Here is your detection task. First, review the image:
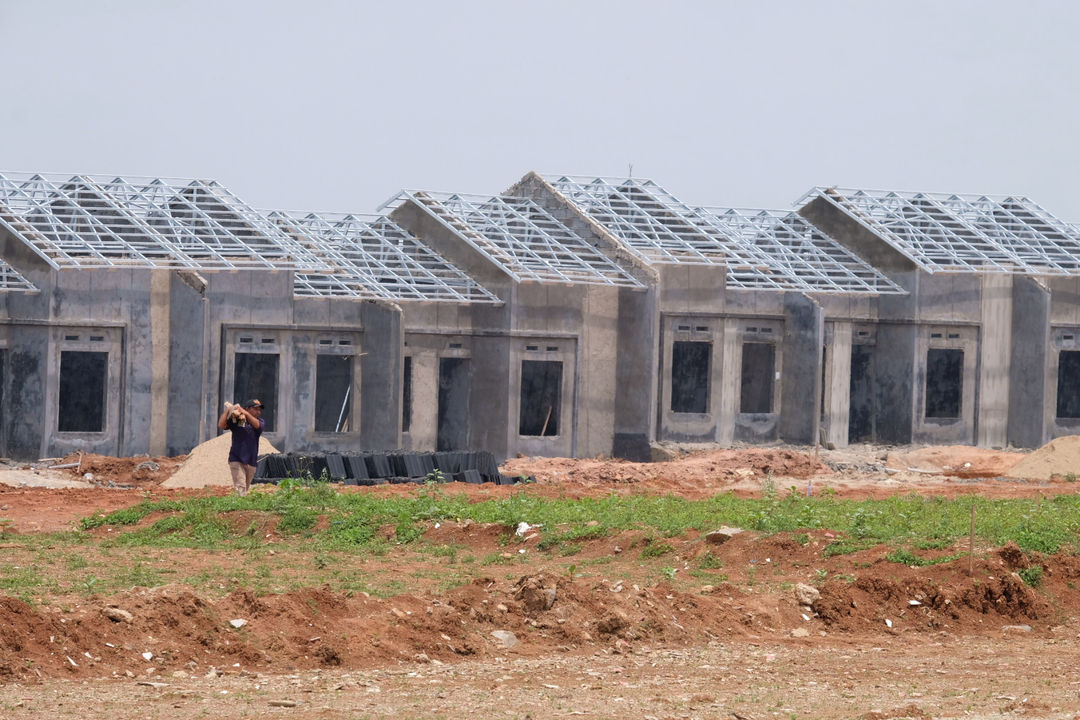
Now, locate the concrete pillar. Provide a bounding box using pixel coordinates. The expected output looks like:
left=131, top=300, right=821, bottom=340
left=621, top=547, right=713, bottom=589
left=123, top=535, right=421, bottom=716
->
left=824, top=322, right=852, bottom=448
left=977, top=275, right=1013, bottom=447
left=780, top=293, right=823, bottom=445
left=612, top=286, right=657, bottom=460
left=717, top=318, right=740, bottom=445
left=875, top=323, right=916, bottom=444
left=1008, top=277, right=1050, bottom=449
left=149, top=270, right=170, bottom=456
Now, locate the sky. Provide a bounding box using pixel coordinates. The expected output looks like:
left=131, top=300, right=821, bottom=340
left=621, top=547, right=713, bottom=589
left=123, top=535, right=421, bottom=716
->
left=2, top=0, right=1079, bottom=220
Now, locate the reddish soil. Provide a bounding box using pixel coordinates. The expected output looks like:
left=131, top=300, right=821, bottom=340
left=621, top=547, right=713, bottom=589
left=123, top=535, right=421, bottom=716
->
left=1, top=444, right=1079, bottom=718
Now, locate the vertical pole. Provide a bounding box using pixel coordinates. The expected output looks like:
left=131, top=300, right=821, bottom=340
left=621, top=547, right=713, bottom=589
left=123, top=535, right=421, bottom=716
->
left=968, top=504, right=976, bottom=576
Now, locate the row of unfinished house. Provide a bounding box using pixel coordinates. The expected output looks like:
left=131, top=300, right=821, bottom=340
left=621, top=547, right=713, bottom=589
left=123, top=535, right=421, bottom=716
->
left=0, top=170, right=1078, bottom=462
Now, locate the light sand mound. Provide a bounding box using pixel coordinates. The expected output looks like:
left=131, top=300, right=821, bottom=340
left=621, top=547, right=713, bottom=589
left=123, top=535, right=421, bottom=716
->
left=885, top=445, right=1025, bottom=477
left=162, top=432, right=279, bottom=488
left=1008, top=435, right=1080, bottom=481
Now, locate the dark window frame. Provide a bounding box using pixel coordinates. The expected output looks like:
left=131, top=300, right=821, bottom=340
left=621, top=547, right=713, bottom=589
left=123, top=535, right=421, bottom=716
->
left=740, top=342, right=776, bottom=414
left=57, top=350, right=108, bottom=433
left=924, top=347, right=964, bottom=420
left=314, top=353, right=354, bottom=433
left=519, top=359, right=563, bottom=437
left=670, top=340, right=711, bottom=414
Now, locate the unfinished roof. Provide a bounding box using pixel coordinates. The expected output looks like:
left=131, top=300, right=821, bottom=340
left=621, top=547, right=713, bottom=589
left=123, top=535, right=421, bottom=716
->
left=548, top=176, right=901, bottom=294
left=803, top=187, right=1080, bottom=275
left=695, top=208, right=906, bottom=294
left=0, top=258, right=36, bottom=292
left=0, top=173, right=330, bottom=271
left=270, top=211, right=500, bottom=303
left=384, top=190, right=644, bottom=287
left=546, top=176, right=726, bottom=265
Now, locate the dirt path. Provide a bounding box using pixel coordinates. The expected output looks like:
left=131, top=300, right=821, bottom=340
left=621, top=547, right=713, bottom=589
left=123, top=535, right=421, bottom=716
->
left=2, top=635, right=1077, bottom=719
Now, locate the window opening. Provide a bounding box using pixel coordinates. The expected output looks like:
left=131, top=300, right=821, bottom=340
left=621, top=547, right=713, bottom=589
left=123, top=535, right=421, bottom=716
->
left=740, top=342, right=775, bottom=413
left=58, top=350, right=107, bottom=432
left=437, top=358, right=470, bottom=451
left=234, top=352, right=278, bottom=431
left=1056, top=350, right=1080, bottom=419
left=315, top=354, right=353, bottom=432
left=0, top=349, right=6, bottom=455
left=670, top=341, right=710, bottom=414
left=402, top=356, right=413, bottom=432
left=519, top=360, right=562, bottom=436
left=849, top=344, right=875, bottom=442
left=925, top=348, right=963, bottom=419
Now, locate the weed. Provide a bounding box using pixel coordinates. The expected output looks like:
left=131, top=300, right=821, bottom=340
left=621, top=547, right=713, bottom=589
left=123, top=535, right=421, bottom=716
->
left=697, top=551, right=724, bottom=570
left=760, top=472, right=776, bottom=499
left=1019, top=565, right=1044, bottom=587
left=640, top=540, right=675, bottom=558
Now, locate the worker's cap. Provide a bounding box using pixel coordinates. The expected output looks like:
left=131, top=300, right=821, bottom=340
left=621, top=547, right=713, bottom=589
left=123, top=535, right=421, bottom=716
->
left=243, top=399, right=265, bottom=409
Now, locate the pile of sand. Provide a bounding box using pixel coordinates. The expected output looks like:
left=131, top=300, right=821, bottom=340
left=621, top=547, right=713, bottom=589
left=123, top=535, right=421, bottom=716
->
left=161, top=432, right=279, bottom=488
left=884, top=445, right=1025, bottom=477
left=1008, top=435, right=1080, bottom=481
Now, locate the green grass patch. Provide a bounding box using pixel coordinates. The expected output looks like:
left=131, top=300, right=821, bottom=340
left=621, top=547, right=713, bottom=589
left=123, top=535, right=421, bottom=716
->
left=885, top=547, right=964, bottom=567
left=70, top=488, right=1080, bottom=556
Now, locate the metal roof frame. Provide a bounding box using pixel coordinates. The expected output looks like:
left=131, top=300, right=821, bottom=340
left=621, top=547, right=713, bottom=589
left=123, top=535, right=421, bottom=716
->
left=801, top=187, right=1080, bottom=275
left=548, top=175, right=901, bottom=294
left=383, top=190, right=644, bottom=287
left=270, top=211, right=500, bottom=303
left=693, top=207, right=906, bottom=294
left=0, top=258, right=37, bottom=292
left=546, top=176, right=727, bottom=265
left=0, top=172, right=331, bottom=271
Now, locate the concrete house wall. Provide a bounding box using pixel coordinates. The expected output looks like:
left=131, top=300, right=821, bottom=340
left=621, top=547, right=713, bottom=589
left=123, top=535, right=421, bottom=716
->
left=800, top=196, right=1031, bottom=449
left=389, top=188, right=657, bottom=461
left=0, top=224, right=402, bottom=461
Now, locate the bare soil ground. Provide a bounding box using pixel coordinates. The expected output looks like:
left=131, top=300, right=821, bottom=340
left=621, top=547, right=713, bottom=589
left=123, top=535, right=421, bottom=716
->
left=1, top=443, right=1080, bottom=719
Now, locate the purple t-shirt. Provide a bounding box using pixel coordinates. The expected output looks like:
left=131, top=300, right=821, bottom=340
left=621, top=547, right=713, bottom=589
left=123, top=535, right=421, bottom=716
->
left=227, top=418, right=264, bottom=467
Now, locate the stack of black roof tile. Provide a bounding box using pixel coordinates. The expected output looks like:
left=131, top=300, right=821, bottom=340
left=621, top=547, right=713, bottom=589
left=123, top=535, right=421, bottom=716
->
left=253, top=449, right=534, bottom=486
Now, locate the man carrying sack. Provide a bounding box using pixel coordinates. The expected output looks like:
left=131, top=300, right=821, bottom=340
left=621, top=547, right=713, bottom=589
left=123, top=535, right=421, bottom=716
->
left=217, top=399, right=265, bottom=495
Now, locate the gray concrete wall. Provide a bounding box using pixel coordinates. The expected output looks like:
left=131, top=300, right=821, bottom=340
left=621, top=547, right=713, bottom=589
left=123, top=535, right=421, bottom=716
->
left=912, top=324, right=977, bottom=445
left=822, top=321, right=852, bottom=447
left=612, top=285, right=657, bottom=461
left=508, top=172, right=659, bottom=460
left=392, top=186, right=658, bottom=461
left=1008, top=277, right=1050, bottom=449
left=732, top=317, right=784, bottom=443
left=658, top=314, right=723, bottom=442
left=6, top=256, right=159, bottom=459
left=208, top=273, right=404, bottom=455
left=873, top=322, right=916, bottom=444
left=0, top=323, right=48, bottom=459
left=779, top=293, right=823, bottom=445
left=976, top=275, right=1013, bottom=447
left=166, top=272, right=209, bottom=456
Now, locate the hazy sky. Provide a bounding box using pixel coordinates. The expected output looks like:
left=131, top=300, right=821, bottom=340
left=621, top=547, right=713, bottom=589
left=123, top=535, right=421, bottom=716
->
left=2, top=1, right=1079, bottom=220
